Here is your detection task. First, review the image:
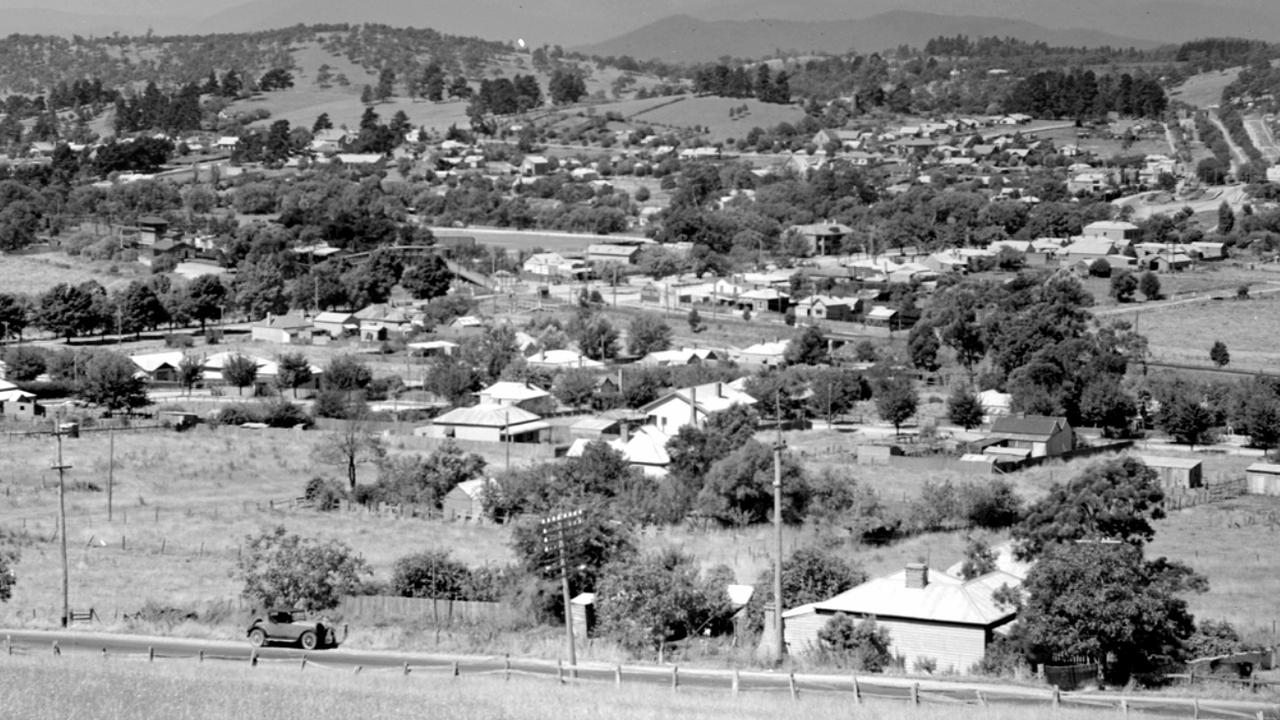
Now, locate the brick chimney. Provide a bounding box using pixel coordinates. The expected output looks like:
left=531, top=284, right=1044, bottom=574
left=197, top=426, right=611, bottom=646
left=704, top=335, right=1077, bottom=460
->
left=905, top=563, right=929, bottom=589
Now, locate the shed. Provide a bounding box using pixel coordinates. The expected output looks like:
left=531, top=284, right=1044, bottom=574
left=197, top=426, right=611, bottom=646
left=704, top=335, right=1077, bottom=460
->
left=989, top=415, right=1073, bottom=457
left=1246, top=463, right=1280, bottom=496
left=442, top=478, right=494, bottom=521
left=1138, top=455, right=1203, bottom=490
left=571, top=593, right=596, bottom=641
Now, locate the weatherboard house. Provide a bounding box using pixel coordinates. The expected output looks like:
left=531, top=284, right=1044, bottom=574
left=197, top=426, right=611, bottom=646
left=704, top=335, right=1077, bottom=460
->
left=782, top=563, right=1021, bottom=674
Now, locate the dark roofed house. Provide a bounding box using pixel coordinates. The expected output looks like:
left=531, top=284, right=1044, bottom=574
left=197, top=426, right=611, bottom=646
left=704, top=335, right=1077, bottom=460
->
left=989, top=415, right=1073, bottom=458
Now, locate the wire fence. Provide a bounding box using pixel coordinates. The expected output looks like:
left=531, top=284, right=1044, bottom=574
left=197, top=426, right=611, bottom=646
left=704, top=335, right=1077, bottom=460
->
left=5, top=634, right=1278, bottom=720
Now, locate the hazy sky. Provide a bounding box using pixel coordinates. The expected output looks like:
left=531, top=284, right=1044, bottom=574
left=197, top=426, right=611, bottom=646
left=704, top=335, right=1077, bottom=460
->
left=0, top=0, right=1278, bottom=45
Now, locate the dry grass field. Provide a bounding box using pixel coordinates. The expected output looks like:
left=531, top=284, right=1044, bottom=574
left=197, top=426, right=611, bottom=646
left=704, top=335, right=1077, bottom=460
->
left=618, top=96, right=807, bottom=142
left=1170, top=68, right=1243, bottom=109
left=0, top=252, right=139, bottom=296
left=1107, top=291, right=1280, bottom=372
left=1, top=421, right=1275, bottom=644
left=0, top=427, right=515, bottom=628
left=1149, top=495, right=1280, bottom=639
left=0, top=653, right=1106, bottom=720
left=1036, top=125, right=1171, bottom=159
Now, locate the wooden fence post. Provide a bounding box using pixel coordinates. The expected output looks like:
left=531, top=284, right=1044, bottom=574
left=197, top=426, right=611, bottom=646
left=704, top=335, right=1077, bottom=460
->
left=250, top=650, right=257, bottom=666
left=852, top=675, right=862, bottom=704
left=452, top=661, right=459, bottom=677
left=301, top=655, right=307, bottom=671
left=732, top=669, right=740, bottom=696
left=1119, top=699, right=1128, bottom=718
left=402, top=662, right=410, bottom=676
left=557, top=659, right=564, bottom=684
left=52, top=641, right=60, bottom=657
left=789, top=671, right=798, bottom=701
left=910, top=683, right=920, bottom=705
left=199, top=650, right=204, bottom=663
left=148, top=646, right=154, bottom=662
left=1192, top=698, right=1200, bottom=720
left=1052, top=686, right=1060, bottom=708
left=504, top=654, right=510, bottom=681
left=615, top=665, right=622, bottom=687
left=672, top=665, right=679, bottom=691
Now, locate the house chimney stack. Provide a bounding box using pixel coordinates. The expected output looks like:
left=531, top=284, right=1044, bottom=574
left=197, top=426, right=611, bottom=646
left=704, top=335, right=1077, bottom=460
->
left=905, top=563, right=929, bottom=589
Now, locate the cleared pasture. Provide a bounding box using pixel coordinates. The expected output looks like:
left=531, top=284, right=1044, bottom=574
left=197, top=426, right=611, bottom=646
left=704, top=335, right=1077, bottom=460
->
left=0, top=653, right=1108, bottom=720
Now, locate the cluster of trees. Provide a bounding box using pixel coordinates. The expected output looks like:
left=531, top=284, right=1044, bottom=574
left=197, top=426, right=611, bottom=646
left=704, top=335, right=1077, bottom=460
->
left=10, top=273, right=227, bottom=342
left=1005, top=70, right=1167, bottom=120
left=1003, top=457, right=1206, bottom=683
left=112, top=82, right=204, bottom=134
left=691, top=63, right=791, bottom=105
left=912, top=271, right=1145, bottom=436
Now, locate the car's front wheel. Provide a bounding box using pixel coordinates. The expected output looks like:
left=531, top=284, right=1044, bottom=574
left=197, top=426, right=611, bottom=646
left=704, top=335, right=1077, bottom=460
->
left=299, top=631, right=317, bottom=650
left=248, top=628, right=267, bottom=647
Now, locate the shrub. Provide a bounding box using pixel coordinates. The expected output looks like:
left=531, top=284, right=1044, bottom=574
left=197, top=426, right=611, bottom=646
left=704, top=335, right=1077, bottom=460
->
left=1088, top=258, right=1112, bottom=278
left=237, top=526, right=371, bottom=611
left=217, top=404, right=262, bottom=426
left=164, top=334, right=194, bottom=349
left=816, top=613, right=893, bottom=671
left=262, top=400, right=311, bottom=428
left=312, top=389, right=351, bottom=419
left=391, top=550, right=472, bottom=600
left=302, top=477, right=346, bottom=511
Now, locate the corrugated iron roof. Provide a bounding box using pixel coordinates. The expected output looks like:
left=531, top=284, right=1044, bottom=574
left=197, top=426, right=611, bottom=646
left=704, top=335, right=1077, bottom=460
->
left=786, top=568, right=1021, bottom=627
left=990, top=415, right=1065, bottom=437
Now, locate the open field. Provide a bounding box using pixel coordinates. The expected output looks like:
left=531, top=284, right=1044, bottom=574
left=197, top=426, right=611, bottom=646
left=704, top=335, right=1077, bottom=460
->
left=1, top=423, right=1276, bottom=645
left=0, top=251, right=141, bottom=296
left=0, top=653, right=1109, bottom=720
left=1170, top=68, right=1242, bottom=109
left=1082, top=262, right=1280, bottom=309
left=1035, top=125, right=1171, bottom=159
left=1149, top=495, right=1280, bottom=638
left=1105, top=291, right=1280, bottom=372
left=613, top=96, right=807, bottom=142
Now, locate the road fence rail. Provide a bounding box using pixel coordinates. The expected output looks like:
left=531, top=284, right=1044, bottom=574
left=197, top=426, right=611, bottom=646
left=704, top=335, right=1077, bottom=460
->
left=5, top=632, right=1279, bottom=720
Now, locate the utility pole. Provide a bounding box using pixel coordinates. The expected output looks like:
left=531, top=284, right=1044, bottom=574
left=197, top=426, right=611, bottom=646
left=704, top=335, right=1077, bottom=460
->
left=772, top=391, right=786, bottom=663
left=52, top=423, right=73, bottom=628
left=107, top=426, right=114, bottom=521
left=540, top=509, right=583, bottom=676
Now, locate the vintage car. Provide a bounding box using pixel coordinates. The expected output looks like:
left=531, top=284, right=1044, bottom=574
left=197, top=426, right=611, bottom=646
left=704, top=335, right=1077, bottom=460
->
left=246, top=609, right=338, bottom=650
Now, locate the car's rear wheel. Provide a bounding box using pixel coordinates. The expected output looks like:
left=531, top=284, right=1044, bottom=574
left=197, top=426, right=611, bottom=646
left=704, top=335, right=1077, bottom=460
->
left=299, top=631, right=318, bottom=650
left=248, top=628, right=266, bottom=647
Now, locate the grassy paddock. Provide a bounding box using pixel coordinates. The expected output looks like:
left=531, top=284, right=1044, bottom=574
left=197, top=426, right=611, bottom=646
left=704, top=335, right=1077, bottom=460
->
left=1, top=424, right=1278, bottom=654
left=0, top=653, right=1095, bottom=720
left=1107, top=292, right=1280, bottom=372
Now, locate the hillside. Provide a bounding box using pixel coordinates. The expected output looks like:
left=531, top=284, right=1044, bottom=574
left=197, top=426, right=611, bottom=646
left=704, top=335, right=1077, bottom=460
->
left=575, top=11, right=1160, bottom=64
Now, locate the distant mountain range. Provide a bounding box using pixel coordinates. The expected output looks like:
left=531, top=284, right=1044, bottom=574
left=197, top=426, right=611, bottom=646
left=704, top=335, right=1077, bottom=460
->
left=574, top=11, right=1160, bottom=63
left=0, top=0, right=1276, bottom=53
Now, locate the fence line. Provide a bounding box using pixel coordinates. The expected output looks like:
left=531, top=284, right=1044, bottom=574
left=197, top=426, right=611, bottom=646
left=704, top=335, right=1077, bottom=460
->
left=8, top=638, right=1280, bottom=720
left=336, top=596, right=519, bottom=626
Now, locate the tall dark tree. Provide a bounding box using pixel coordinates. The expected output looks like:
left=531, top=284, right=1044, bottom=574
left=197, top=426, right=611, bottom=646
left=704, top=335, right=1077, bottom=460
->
left=1013, top=456, right=1164, bottom=560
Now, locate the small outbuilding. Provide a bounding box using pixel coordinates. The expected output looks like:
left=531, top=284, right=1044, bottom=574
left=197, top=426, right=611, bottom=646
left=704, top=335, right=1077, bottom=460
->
left=441, top=478, right=495, bottom=521
left=1246, top=463, right=1280, bottom=496
left=1138, top=455, right=1203, bottom=490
